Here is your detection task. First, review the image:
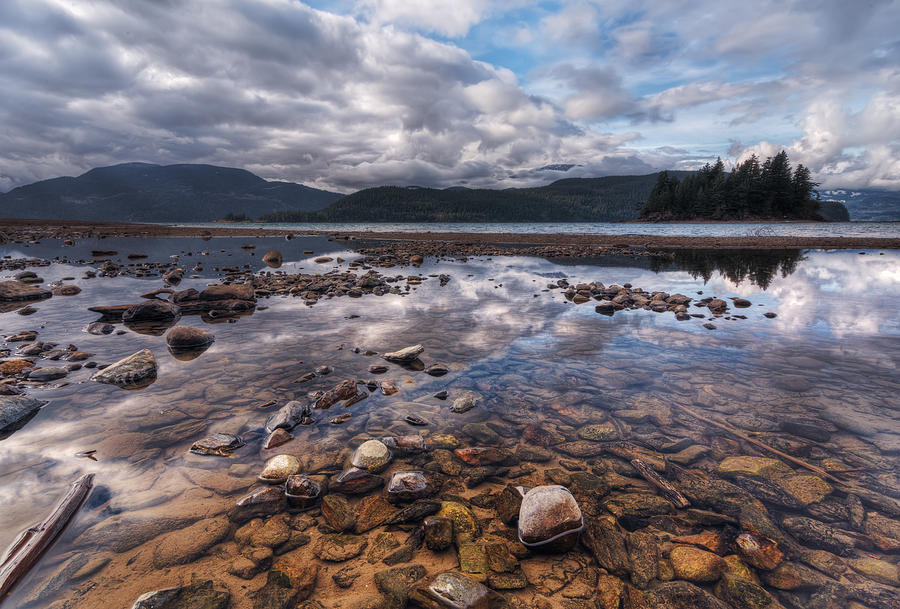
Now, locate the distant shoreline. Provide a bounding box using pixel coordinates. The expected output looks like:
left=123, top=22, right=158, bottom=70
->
left=1, top=218, right=898, bottom=250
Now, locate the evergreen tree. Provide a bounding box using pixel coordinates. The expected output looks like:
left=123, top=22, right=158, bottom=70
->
left=637, top=151, right=825, bottom=221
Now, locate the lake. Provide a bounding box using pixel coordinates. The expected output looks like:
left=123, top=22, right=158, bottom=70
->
left=0, top=236, right=899, bottom=609
left=177, top=221, right=900, bottom=239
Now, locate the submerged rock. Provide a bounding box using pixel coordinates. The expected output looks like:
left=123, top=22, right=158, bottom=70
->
left=0, top=281, right=51, bottom=301
left=0, top=395, right=47, bottom=437
left=322, top=495, right=356, bottom=531
left=411, top=572, right=500, bottom=609
left=450, top=392, right=480, bottom=414
left=670, top=545, right=726, bottom=582
left=84, top=321, right=115, bottom=335
left=122, top=300, right=181, bottom=323
left=263, top=250, right=283, bottom=268
left=350, top=439, right=392, bottom=472
left=130, top=580, right=229, bottom=609
left=26, top=366, right=68, bottom=382
left=265, top=400, right=311, bottom=433
left=313, top=534, right=368, bottom=562
left=151, top=516, right=231, bottom=568
left=383, top=344, right=424, bottom=363
left=517, top=485, right=584, bottom=551
left=259, top=454, right=302, bottom=484
left=166, top=326, right=214, bottom=349
left=425, top=364, right=448, bottom=377
left=91, top=349, right=158, bottom=388
left=189, top=433, right=244, bottom=456
left=380, top=435, right=427, bottom=455
left=229, top=486, right=287, bottom=523
left=424, top=516, right=453, bottom=551
left=436, top=501, right=480, bottom=545
left=51, top=284, right=81, bottom=296
left=252, top=559, right=318, bottom=609
left=386, top=471, right=432, bottom=502
left=330, top=468, right=384, bottom=495
left=284, top=475, right=322, bottom=511
left=314, top=379, right=358, bottom=409
left=264, top=428, right=293, bottom=449
left=375, top=564, right=427, bottom=609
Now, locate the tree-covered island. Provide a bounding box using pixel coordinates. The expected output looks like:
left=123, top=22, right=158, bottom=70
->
left=639, top=151, right=848, bottom=221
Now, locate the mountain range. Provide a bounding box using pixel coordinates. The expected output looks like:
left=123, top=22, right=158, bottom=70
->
left=0, top=162, right=893, bottom=222
left=260, top=172, right=697, bottom=223
left=0, top=163, right=342, bottom=222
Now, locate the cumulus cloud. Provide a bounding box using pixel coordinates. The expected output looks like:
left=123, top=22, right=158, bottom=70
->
left=0, top=0, right=614, bottom=192
left=737, top=90, right=900, bottom=189
left=0, top=0, right=897, bottom=192
left=354, top=0, right=491, bottom=37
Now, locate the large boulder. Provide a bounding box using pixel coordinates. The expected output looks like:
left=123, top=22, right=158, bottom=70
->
left=517, top=485, right=584, bottom=551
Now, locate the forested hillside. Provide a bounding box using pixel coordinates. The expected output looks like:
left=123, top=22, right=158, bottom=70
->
left=261, top=173, right=692, bottom=222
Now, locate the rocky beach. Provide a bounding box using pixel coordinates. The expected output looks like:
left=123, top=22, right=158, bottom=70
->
left=0, top=225, right=899, bottom=609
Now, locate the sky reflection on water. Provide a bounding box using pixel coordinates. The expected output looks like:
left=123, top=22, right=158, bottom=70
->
left=0, top=241, right=898, bottom=607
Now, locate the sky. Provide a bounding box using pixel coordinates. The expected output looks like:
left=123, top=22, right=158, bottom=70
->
left=1, top=0, right=898, bottom=193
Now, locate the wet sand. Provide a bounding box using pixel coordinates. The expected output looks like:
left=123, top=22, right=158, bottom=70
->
left=1, top=218, right=898, bottom=251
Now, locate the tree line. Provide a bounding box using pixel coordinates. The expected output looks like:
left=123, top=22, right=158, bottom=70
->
left=638, top=151, right=824, bottom=220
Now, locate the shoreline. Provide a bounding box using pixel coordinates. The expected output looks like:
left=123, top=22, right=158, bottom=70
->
left=0, top=218, right=898, bottom=250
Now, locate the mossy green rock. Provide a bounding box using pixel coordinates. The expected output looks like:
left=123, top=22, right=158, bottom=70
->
left=849, top=558, right=900, bottom=586
left=436, top=501, right=480, bottom=545
left=458, top=542, right=489, bottom=575
left=717, top=456, right=791, bottom=479
left=715, top=573, right=774, bottom=609
left=775, top=475, right=832, bottom=506
left=669, top=545, right=726, bottom=582
left=578, top=422, right=618, bottom=442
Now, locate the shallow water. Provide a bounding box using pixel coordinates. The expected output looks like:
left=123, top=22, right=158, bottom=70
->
left=178, top=220, right=900, bottom=238
left=1, top=238, right=899, bottom=608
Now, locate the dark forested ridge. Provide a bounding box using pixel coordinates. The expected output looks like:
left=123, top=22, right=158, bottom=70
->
left=260, top=173, right=693, bottom=223
left=638, top=152, right=847, bottom=221
left=0, top=163, right=342, bottom=222
left=2, top=161, right=874, bottom=223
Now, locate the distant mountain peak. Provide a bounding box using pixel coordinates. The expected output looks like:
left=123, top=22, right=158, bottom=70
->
left=536, top=163, right=581, bottom=172
left=0, top=163, right=341, bottom=222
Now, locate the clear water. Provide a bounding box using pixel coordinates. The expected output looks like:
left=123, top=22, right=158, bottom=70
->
left=1, top=238, right=898, bottom=608
left=175, top=221, right=900, bottom=239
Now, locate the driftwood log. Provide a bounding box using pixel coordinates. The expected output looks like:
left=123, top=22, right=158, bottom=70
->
left=668, top=401, right=843, bottom=484
left=631, top=458, right=690, bottom=508
left=0, top=473, right=94, bottom=602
